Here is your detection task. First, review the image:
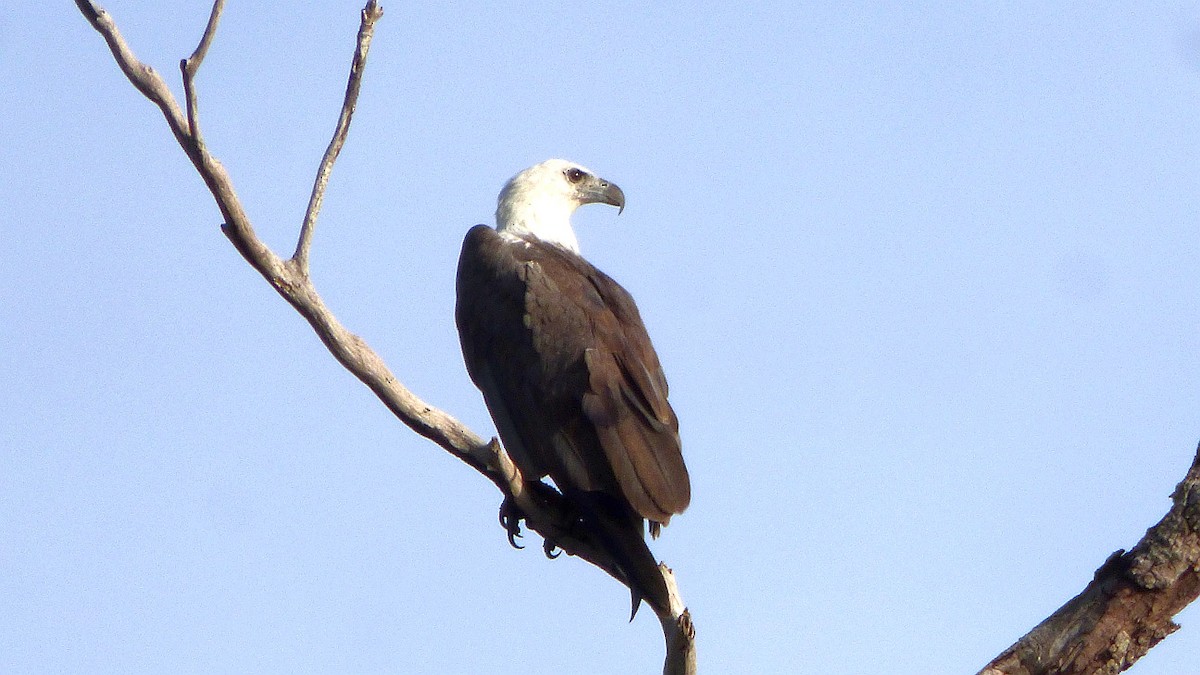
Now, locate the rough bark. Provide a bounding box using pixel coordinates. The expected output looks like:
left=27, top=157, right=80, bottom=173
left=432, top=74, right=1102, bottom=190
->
left=980, top=443, right=1200, bottom=674
left=72, top=2, right=696, bottom=673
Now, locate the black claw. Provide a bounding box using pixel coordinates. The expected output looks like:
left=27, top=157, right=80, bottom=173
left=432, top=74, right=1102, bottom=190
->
left=498, top=497, right=525, bottom=550
left=506, top=528, right=524, bottom=549
left=543, top=538, right=561, bottom=559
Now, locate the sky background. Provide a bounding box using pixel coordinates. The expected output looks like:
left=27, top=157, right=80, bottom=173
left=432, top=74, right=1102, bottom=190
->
left=3, top=1, right=1200, bottom=673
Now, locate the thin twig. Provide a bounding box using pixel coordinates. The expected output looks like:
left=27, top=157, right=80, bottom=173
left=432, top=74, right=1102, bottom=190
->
left=294, top=0, right=383, bottom=272
left=74, top=0, right=189, bottom=145
left=180, top=0, right=225, bottom=140
left=73, top=0, right=252, bottom=241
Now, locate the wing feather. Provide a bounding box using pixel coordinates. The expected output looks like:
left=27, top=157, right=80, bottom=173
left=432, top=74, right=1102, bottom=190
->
left=574, top=267, right=691, bottom=523
left=457, top=225, right=689, bottom=525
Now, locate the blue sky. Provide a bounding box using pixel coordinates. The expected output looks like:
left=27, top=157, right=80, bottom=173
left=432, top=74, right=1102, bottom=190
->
left=4, top=1, right=1200, bottom=673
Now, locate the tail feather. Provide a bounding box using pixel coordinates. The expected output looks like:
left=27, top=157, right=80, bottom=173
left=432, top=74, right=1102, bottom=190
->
left=573, top=490, right=669, bottom=619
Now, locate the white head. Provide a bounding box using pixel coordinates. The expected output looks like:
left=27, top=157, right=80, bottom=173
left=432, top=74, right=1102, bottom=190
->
left=495, top=159, right=626, bottom=254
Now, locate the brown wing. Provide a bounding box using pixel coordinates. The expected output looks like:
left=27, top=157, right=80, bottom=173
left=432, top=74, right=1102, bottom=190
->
left=457, top=225, right=579, bottom=485
left=456, top=225, right=688, bottom=615
left=574, top=268, right=691, bottom=524
left=457, top=225, right=689, bottom=524
left=523, top=245, right=691, bottom=524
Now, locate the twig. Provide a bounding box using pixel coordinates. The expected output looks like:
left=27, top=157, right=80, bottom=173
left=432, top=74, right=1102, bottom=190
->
left=74, top=0, right=189, bottom=146
left=294, top=0, right=383, bottom=272
left=180, top=0, right=225, bottom=140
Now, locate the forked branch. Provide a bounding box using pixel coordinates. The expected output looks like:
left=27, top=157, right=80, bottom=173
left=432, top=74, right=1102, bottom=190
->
left=180, top=0, right=224, bottom=140
left=73, top=2, right=696, bottom=672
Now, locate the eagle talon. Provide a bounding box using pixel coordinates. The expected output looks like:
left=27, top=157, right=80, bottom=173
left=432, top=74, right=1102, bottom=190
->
left=498, top=497, right=525, bottom=550
left=543, top=538, right=562, bottom=559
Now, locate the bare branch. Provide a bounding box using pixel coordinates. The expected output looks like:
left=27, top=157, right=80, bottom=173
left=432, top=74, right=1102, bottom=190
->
left=980, top=442, right=1200, bottom=675
left=294, top=0, right=383, bottom=272
left=74, top=0, right=256, bottom=255
left=661, top=570, right=698, bottom=675
left=180, top=0, right=225, bottom=140
left=73, top=0, right=190, bottom=147
left=75, top=2, right=695, bottom=672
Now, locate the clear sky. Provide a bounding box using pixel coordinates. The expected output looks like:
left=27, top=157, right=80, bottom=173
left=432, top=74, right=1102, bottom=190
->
left=4, top=2, right=1200, bottom=673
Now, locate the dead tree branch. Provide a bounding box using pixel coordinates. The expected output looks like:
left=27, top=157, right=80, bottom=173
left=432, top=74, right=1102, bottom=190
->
left=294, top=0, right=377, bottom=270
left=180, top=0, right=224, bottom=140
left=73, top=1, right=695, bottom=672
left=981, top=442, right=1200, bottom=674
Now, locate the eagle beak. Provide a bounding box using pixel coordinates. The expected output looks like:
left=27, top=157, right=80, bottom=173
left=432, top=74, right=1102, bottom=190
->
left=583, top=178, right=626, bottom=215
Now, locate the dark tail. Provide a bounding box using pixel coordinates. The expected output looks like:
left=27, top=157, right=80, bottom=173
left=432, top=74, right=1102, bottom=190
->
left=574, top=490, right=670, bottom=620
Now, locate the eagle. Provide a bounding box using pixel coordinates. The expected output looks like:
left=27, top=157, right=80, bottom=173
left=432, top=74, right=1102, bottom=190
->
left=455, top=159, right=691, bottom=617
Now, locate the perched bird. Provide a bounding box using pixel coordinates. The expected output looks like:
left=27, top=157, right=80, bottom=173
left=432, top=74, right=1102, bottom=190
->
left=455, top=159, right=690, bottom=617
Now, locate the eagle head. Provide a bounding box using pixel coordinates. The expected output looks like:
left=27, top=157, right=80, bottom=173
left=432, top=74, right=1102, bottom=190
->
left=495, top=159, right=625, bottom=254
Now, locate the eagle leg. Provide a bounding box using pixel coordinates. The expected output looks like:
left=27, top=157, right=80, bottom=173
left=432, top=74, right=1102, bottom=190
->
left=498, top=496, right=525, bottom=549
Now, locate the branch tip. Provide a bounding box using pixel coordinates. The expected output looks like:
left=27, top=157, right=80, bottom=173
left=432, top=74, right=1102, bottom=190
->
left=294, top=0, right=384, bottom=270
left=363, top=0, right=384, bottom=22
left=74, top=0, right=102, bottom=23
left=185, top=0, right=225, bottom=70
left=179, top=0, right=225, bottom=140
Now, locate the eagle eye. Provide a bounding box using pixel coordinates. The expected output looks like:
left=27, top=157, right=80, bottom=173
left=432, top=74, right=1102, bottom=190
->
left=565, top=167, right=586, bottom=184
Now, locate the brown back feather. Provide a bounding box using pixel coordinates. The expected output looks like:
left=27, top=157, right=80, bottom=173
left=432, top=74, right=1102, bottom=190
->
left=456, top=225, right=690, bottom=522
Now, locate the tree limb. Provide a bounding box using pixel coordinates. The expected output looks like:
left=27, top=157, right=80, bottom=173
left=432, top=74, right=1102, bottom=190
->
left=74, top=2, right=696, bottom=672
left=294, top=0, right=378, bottom=271
left=180, top=0, right=224, bottom=140
left=981, top=442, right=1200, bottom=674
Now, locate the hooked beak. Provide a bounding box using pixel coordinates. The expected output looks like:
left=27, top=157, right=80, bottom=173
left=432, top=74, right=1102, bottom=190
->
left=580, top=177, right=626, bottom=215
